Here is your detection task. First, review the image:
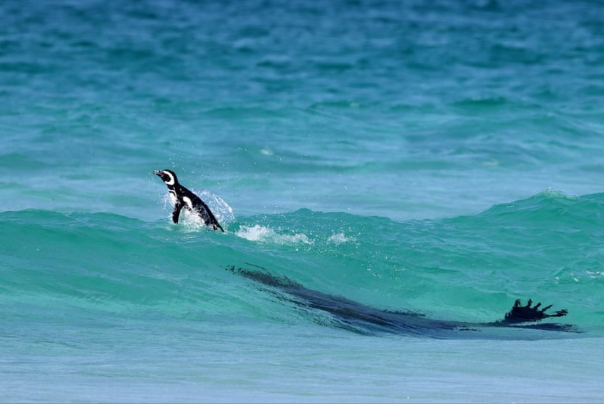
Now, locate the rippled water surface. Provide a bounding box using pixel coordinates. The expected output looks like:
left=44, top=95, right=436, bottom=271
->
left=2, top=0, right=604, bottom=402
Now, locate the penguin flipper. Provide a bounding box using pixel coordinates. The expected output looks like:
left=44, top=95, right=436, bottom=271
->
left=171, top=201, right=184, bottom=223
left=205, top=205, right=224, bottom=232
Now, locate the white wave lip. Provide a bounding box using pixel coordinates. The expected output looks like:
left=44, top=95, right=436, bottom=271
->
left=236, top=225, right=312, bottom=245
left=327, top=232, right=354, bottom=245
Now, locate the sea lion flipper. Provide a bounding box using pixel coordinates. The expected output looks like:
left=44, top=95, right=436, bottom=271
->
left=499, top=298, right=568, bottom=324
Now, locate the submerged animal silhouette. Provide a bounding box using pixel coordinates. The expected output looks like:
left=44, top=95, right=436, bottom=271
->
left=227, top=265, right=575, bottom=338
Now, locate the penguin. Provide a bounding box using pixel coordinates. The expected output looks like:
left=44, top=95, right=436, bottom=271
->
left=154, top=169, right=225, bottom=232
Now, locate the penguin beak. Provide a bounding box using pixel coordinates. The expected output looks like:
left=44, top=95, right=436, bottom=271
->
left=153, top=170, right=161, bottom=176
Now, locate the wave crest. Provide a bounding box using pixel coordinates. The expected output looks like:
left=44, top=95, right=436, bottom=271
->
left=235, top=224, right=313, bottom=245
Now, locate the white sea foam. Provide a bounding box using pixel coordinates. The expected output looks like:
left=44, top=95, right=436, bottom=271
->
left=260, top=148, right=274, bottom=156
left=327, top=232, right=354, bottom=245
left=196, top=190, right=236, bottom=224
left=236, top=225, right=312, bottom=245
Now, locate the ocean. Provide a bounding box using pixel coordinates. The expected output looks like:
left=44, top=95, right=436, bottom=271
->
left=1, top=0, right=604, bottom=402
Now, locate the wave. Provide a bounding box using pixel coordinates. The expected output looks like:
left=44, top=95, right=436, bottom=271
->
left=2, top=190, right=604, bottom=332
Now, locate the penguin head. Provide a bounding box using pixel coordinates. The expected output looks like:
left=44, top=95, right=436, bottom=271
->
left=154, top=169, right=178, bottom=186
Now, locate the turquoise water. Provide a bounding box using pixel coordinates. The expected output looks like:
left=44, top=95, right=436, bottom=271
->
left=2, top=0, right=604, bottom=402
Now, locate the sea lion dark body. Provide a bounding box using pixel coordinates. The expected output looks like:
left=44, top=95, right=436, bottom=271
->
left=227, top=265, right=575, bottom=338
left=154, top=169, right=224, bottom=231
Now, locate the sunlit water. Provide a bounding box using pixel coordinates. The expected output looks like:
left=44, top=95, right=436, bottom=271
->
left=2, top=0, right=604, bottom=402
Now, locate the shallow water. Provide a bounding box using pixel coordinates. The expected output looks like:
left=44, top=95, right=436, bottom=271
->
left=2, top=0, right=604, bottom=402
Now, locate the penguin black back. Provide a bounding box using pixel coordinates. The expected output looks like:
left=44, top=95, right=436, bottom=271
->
left=154, top=169, right=224, bottom=232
